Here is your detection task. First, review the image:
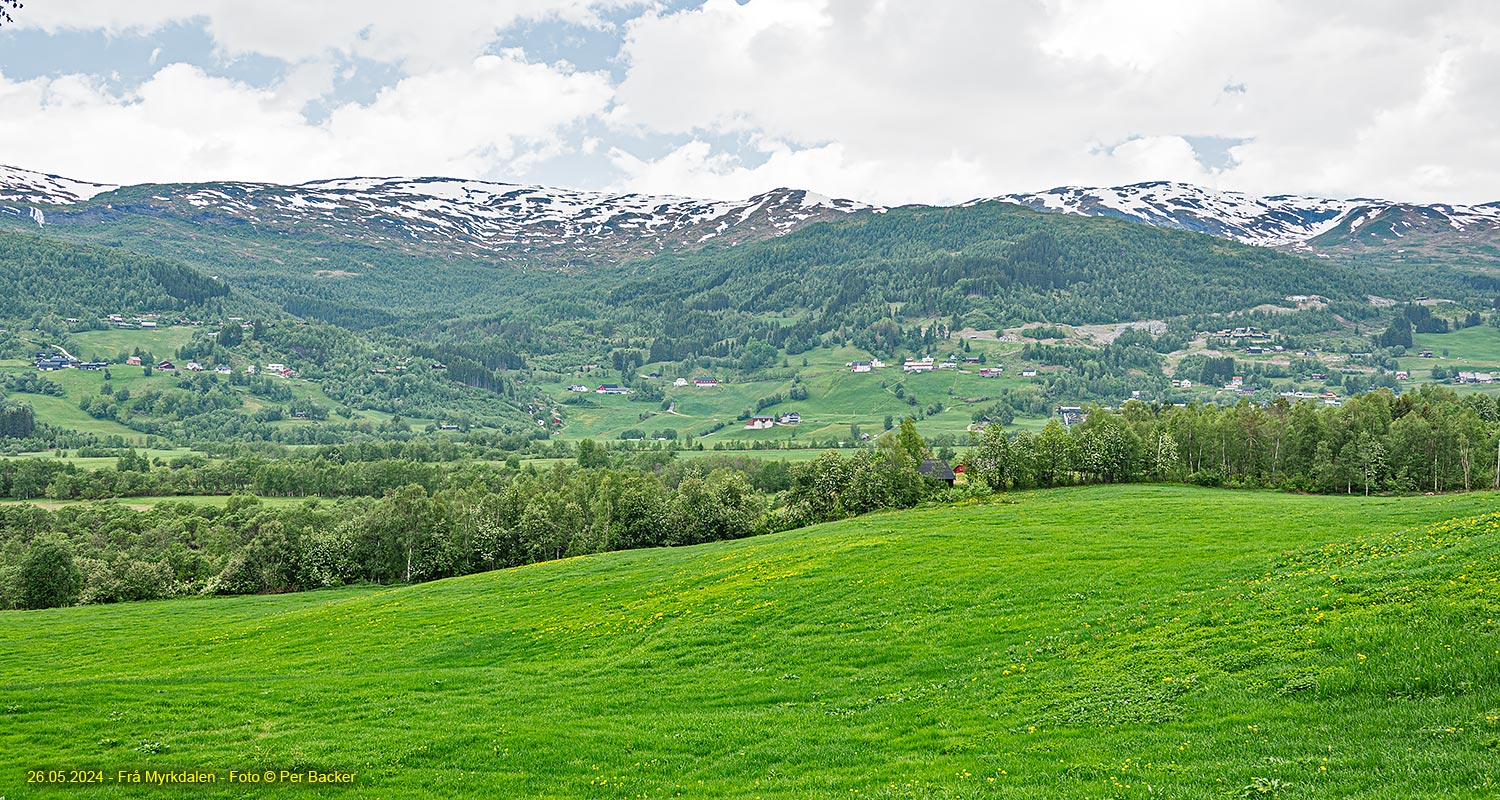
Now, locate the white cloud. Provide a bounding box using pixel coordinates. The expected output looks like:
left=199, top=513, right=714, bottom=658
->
left=7, top=0, right=1500, bottom=204
left=0, top=53, right=613, bottom=185
left=607, top=0, right=1500, bottom=204
left=19, top=1, right=644, bottom=69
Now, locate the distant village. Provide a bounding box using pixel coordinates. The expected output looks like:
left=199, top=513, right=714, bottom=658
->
left=30, top=313, right=294, bottom=377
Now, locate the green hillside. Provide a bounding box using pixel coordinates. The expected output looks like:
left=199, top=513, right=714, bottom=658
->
left=0, top=230, right=233, bottom=320
left=4, top=485, right=1498, bottom=798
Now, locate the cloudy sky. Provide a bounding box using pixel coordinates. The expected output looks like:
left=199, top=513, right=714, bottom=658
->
left=1, top=1, right=1496, bottom=204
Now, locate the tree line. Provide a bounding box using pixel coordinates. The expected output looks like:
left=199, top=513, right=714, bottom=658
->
left=13, top=386, right=1500, bottom=611
left=0, top=422, right=949, bottom=609
left=966, top=385, right=1500, bottom=494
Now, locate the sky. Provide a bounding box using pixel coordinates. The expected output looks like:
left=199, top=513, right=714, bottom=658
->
left=1, top=0, right=1498, bottom=205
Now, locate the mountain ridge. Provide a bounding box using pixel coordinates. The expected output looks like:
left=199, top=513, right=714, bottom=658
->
left=989, top=180, right=1500, bottom=258
left=0, top=164, right=877, bottom=264
left=8, top=163, right=1500, bottom=263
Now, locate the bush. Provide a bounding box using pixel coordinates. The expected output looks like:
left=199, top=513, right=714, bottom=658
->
left=16, top=539, right=82, bottom=609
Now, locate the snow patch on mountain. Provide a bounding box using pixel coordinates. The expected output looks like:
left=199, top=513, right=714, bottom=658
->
left=0, top=165, right=876, bottom=258
left=985, top=181, right=1500, bottom=249
left=0, top=165, right=118, bottom=205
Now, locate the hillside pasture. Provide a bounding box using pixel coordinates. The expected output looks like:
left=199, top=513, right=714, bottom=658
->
left=3, top=485, right=1498, bottom=798
left=70, top=326, right=197, bottom=362
left=545, top=342, right=1037, bottom=444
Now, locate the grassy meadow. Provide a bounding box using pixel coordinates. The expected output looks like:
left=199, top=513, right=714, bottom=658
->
left=70, top=328, right=198, bottom=363
left=1, top=326, right=459, bottom=456
left=543, top=343, right=1037, bottom=444
left=3, top=485, right=1499, bottom=798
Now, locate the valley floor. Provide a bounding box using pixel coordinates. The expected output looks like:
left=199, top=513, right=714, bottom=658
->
left=3, top=485, right=1498, bottom=798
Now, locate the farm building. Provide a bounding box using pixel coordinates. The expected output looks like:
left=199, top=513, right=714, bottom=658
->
left=1056, top=406, right=1084, bottom=426
left=745, top=416, right=776, bottom=430
left=918, top=459, right=956, bottom=485
left=596, top=384, right=631, bottom=395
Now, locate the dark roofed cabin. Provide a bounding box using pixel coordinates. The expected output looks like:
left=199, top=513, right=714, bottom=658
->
left=918, top=459, right=956, bottom=485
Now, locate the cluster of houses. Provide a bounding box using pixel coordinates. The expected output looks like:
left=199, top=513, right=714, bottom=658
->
left=34, top=352, right=116, bottom=372
left=1456, top=371, right=1496, bottom=384
left=1170, top=379, right=1195, bottom=389
left=370, top=355, right=421, bottom=375
left=34, top=353, right=270, bottom=377
left=568, top=376, right=724, bottom=395
left=1278, top=390, right=1343, bottom=405
left=673, top=377, right=719, bottom=388
left=847, top=355, right=996, bottom=375
left=103, top=313, right=244, bottom=330
left=745, top=411, right=801, bottom=430
left=1203, top=326, right=1266, bottom=339
left=34, top=353, right=101, bottom=371
left=106, top=313, right=163, bottom=329
left=247, top=362, right=294, bottom=378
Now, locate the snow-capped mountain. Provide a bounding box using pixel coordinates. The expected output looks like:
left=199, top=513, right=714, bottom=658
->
left=990, top=181, right=1500, bottom=253
left=0, top=164, right=118, bottom=205
left=0, top=165, right=873, bottom=262
left=8, top=163, right=1497, bottom=267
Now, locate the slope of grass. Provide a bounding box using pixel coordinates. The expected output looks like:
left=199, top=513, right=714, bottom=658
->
left=70, top=327, right=197, bottom=362
left=10, top=393, right=146, bottom=441
left=544, top=342, right=1033, bottom=444
left=3, top=485, right=1499, bottom=798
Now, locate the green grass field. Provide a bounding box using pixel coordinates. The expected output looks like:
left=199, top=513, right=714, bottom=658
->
left=0, top=345, right=437, bottom=455
left=1411, top=325, right=1500, bottom=367
left=0, top=448, right=201, bottom=470
left=4, top=485, right=1499, bottom=798
left=70, top=327, right=197, bottom=362
left=546, top=342, right=1034, bottom=444
left=10, top=393, right=147, bottom=441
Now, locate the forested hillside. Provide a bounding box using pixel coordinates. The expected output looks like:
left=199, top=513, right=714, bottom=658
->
left=0, top=231, right=232, bottom=319
left=368, top=202, right=1440, bottom=378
